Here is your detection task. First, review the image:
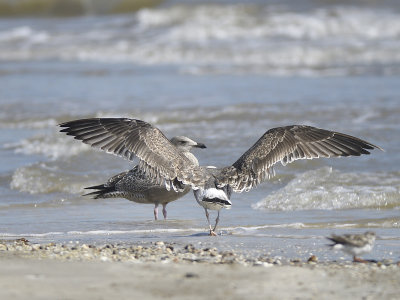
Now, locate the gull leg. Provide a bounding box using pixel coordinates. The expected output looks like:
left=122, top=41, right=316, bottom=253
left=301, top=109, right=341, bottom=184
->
left=212, top=210, right=220, bottom=233
left=162, top=203, right=167, bottom=220
left=205, top=208, right=217, bottom=236
left=154, top=204, right=159, bottom=220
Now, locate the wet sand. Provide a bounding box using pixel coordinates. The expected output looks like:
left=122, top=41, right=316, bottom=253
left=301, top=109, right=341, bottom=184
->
left=0, top=239, right=399, bottom=299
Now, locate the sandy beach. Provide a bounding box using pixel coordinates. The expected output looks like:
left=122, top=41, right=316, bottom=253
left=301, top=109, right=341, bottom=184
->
left=1, top=239, right=399, bottom=300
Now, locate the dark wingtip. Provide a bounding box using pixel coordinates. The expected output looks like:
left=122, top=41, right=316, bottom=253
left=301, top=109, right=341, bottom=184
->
left=364, top=140, right=384, bottom=152
left=58, top=123, right=68, bottom=130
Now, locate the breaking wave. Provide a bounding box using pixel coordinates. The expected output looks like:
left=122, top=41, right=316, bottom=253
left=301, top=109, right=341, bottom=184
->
left=252, top=167, right=400, bottom=211
left=10, top=162, right=90, bottom=194
left=1, top=4, right=400, bottom=75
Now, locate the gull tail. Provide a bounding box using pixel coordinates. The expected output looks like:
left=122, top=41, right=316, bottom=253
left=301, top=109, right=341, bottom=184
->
left=83, top=184, right=116, bottom=199
left=84, top=171, right=129, bottom=199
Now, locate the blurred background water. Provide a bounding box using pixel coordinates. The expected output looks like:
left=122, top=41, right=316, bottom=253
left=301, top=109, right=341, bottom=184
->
left=0, top=0, right=399, bottom=261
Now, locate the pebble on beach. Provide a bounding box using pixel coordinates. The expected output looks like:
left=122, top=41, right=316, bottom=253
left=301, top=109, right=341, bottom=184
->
left=0, top=238, right=399, bottom=270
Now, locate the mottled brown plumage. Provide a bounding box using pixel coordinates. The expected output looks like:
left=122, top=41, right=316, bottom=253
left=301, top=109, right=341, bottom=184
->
left=60, top=118, right=383, bottom=234
left=59, top=121, right=207, bottom=220
left=217, top=125, right=382, bottom=192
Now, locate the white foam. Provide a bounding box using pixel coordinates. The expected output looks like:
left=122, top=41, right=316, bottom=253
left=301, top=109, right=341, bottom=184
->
left=10, top=162, right=87, bottom=194
left=7, top=133, right=90, bottom=160
left=0, top=227, right=206, bottom=238
left=1, top=5, right=400, bottom=75
left=230, top=223, right=307, bottom=234
left=252, top=167, right=400, bottom=211
left=0, top=26, right=49, bottom=43
left=2, top=218, right=398, bottom=239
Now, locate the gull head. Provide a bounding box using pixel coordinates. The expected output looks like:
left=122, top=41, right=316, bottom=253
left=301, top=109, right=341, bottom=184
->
left=170, top=136, right=206, bottom=152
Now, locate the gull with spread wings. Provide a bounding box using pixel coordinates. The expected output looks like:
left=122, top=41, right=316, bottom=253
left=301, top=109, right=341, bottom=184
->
left=82, top=136, right=206, bottom=220
left=60, top=118, right=383, bottom=235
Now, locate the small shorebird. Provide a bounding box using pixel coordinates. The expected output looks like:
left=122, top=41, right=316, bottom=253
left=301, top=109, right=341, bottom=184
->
left=60, top=118, right=383, bottom=235
left=327, top=231, right=376, bottom=262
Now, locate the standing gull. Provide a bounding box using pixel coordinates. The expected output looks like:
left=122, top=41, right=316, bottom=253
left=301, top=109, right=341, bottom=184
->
left=63, top=128, right=205, bottom=219
left=327, top=231, right=376, bottom=263
left=60, top=118, right=383, bottom=235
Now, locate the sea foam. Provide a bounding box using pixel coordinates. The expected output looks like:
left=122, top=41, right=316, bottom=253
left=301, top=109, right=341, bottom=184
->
left=0, top=5, right=400, bottom=75
left=252, top=167, right=400, bottom=211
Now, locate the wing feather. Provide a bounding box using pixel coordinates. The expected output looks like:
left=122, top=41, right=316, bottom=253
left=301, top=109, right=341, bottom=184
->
left=59, top=118, right=198, bottom=184
left=218, top=125, right=382, bottom=192
left=61, top=120, right=382, bottom=194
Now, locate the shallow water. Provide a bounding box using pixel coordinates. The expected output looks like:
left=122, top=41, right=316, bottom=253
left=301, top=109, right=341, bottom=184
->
left=0, top=0, right=399, bottom=262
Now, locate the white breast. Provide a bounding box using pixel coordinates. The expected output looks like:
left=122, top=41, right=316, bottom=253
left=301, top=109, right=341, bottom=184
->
left=193, top=188, right=232, bottom=211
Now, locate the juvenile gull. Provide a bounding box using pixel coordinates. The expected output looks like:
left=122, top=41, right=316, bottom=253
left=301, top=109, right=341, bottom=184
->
left=60, top=118, right=383, bottom=235
left=327, top=231, right=376, bottom=263
left=67, top=132, right=205, bottom=220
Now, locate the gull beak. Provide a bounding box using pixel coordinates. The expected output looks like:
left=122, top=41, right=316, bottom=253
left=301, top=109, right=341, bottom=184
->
left=195, top=142, right=206, bottom=149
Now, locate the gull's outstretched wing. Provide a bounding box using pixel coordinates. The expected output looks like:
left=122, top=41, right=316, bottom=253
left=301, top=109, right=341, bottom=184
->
left=59, top=118, right=198, bottom=185
left=218, top=125, right=383, bottom=192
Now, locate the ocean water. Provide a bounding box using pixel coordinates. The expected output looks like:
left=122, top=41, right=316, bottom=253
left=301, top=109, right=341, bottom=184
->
left=0, top=0, right=399, bottom=262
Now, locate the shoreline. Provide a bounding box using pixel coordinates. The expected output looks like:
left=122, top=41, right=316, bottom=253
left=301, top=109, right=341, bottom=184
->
left=1, top=238, right=398, bottom=267
left=1, top=239, right=399, bottom=299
